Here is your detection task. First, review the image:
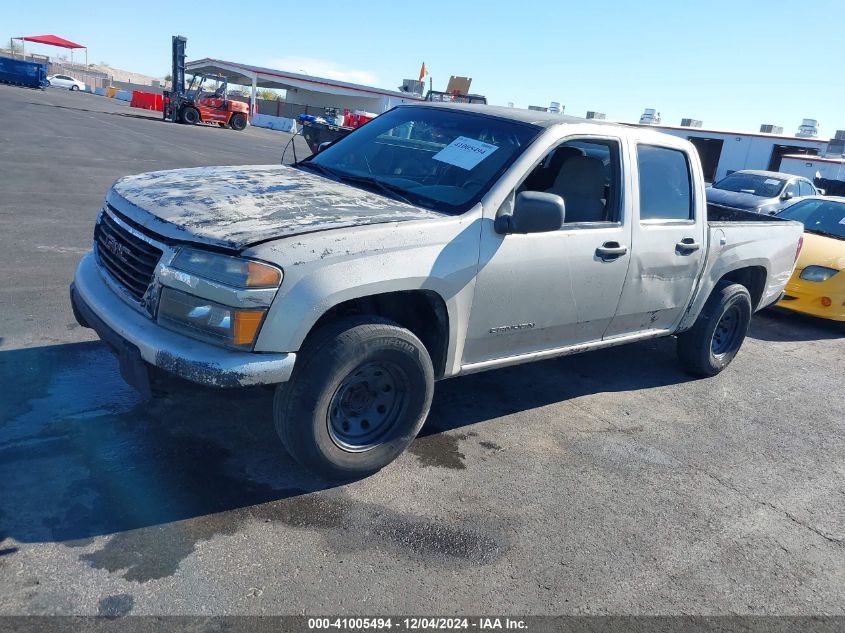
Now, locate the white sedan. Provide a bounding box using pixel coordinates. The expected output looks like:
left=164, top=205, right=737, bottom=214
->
left=47, top=74, right=86, bottom=91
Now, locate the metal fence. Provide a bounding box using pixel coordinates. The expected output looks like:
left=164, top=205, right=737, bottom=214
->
left=47, top=62, right=111, bottom=90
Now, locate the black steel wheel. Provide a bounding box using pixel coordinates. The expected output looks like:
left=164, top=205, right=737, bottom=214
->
left=180, top=107, right=200, bottom=125
left=274, top=316, right=434, bottom=479
left=711, top=304, right=743, bottom=357
left=327, top=361, right=408, bottom=451
left=230, top=113, right=247, bottom=131
left=677, top=281, right=752, bottom=376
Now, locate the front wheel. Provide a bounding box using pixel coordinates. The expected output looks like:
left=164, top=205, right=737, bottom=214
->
left=229, top=113, right=247, bottom=131
left=180, top=107, right=200, bottom=125
left=677, top=281, right=752, bottom=376
left=274, top=317, right=434, bottom=479
left=70, top=84, right=79, bottom=91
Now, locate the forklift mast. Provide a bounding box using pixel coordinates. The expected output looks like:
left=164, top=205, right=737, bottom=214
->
left=163, top=35, right=187, bottom=123
left=172, top=35, right=186, bottom=98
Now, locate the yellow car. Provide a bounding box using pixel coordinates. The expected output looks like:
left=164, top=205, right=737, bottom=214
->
left=776, top=197, right=845, bottom=322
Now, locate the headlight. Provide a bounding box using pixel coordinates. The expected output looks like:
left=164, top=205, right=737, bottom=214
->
left=171, top=247, right=282, bottom=288
left=158, top=287, right=266, bottom=349
left=799, top=266, right=839, bottom=282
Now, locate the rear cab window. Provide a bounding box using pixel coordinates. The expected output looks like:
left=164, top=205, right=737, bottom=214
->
left=636, top=145, right=694, bottom=221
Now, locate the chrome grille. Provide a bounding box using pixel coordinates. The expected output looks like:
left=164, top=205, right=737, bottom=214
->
left=94, top=210, right=163, bottom=302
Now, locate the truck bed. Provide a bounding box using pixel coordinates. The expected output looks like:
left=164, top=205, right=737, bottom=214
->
left=675, top=205, right=805, bottom=331
left=707, top=204, right=789, bottom=223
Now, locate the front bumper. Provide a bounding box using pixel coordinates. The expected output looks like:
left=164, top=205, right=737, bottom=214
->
left=776, top=278, right=845, bottom=322
left=71, top=253, right=297, bottom=389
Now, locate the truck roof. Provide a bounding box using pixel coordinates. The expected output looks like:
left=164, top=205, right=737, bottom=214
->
left=397, top=101, right=612, bottom=129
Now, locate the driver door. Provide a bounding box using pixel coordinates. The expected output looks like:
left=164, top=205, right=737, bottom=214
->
left=462, top=135, right=634, bottom=366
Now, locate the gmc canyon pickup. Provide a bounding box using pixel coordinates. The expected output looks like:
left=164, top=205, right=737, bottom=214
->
left=70, top=103, right=804, bottom=478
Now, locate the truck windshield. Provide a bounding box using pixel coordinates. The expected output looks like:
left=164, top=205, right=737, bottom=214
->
left=712, top=173, right=785, bottom=197
left=778, top=199, right=845, bottom=240
left=301, top=106, right=541, bottom=214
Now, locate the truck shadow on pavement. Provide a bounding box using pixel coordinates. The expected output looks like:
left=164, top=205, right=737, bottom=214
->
left=0, top=335, right=694, bottom=551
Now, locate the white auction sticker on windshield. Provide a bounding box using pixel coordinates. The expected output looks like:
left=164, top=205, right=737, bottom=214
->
left=432, top=136, right=499, bottom=170
left=764, top=178, right=781, bottom=185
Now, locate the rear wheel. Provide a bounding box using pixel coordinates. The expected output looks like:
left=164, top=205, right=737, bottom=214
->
left=180, top=107, right=200, bottom=125
left=677, top=281, right=752, bottom=376
left=274, top=317, right=434, bottom=480
left=230, top=113, right=247, bottom=131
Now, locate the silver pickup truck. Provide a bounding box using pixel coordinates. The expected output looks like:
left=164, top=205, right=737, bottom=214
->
left=70, top=103, right=804, bottom=478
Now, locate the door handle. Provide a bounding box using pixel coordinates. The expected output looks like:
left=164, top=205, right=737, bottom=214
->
left=676, top=238, right=701, bottom=253
left=596, top=241, right=628, bottom=260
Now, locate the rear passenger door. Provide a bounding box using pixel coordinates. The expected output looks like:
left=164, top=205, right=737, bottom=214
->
left=604, top=143, right=706, bottom=337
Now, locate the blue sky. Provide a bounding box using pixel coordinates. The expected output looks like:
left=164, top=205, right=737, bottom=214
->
left=5, top=0, right=844, bottom=136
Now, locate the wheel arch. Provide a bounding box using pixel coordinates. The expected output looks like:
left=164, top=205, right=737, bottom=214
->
left=303, top=289, right=451, bottom=379
left=718, top=265, right=768, bottom=310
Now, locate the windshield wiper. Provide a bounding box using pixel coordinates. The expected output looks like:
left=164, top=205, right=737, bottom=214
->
left=298, top=161, right=416, bottom=207
left=296, top=161, right=342, bottom=182
left=333, top=174, right=415, bottom=207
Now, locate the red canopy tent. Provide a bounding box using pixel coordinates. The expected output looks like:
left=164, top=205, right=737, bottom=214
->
left=14, top=34, right=87, bottom=67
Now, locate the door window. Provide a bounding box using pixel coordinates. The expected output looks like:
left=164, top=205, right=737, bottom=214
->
left=784, top=181, right=800, bottom=198
left=637, top=145, right=693, bottom=220
left=520, top=138, right=622, bottom=223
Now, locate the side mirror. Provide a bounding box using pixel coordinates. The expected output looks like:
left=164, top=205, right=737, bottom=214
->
left=781, top=191, right=794, bottom=201
left=495, top=191, right=565, bottom=234
left=317, top=140, right=335, bottom=153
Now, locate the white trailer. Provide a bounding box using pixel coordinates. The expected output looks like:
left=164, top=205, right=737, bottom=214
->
left=633, top=123, right=829, bottom=183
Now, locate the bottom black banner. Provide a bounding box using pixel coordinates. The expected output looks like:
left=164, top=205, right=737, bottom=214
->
left=0, top=616, right=842, bottom=633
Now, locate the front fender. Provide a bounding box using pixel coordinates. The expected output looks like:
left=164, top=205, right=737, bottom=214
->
left=246, top=212, right=483, bottom=377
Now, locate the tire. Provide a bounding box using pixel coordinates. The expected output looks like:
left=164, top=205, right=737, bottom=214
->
left=677, top=281, right=752, bottom=377
left=274, top=316, right=434, bottom=480
left=230, top=113, right=247, bottom=131
left=180, top=107, right=200, bottom=125
left=70, top=85, right=79, bottom=91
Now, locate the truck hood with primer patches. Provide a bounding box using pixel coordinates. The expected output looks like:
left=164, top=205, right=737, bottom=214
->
left=106, top=164, right=445, bottom=250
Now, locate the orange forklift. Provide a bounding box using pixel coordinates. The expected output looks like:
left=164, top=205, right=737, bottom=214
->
left=163, top=35, right=250, bottom=131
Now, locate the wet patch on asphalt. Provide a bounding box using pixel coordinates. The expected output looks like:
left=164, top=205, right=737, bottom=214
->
left=1, top=343, right=505, bottom=584
left=79, top=490, right=505, bottom=582
left=479, top=441, right=503, bottom=451
left=97, top=594, right=134, bottom=618
left=265, top=492, right=505, bottom=565
left=408, top=431, right=478, bottom=470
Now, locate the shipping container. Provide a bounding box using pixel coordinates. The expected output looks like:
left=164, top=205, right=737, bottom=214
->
left=0, top=56, right=48, bottom=89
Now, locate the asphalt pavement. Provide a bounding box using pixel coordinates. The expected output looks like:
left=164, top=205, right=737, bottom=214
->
left=0, top=84, right=843, bottom=616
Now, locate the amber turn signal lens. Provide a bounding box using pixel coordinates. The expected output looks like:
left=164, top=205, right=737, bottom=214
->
left=233, top=310, right=266, bottom=345
left=245, top=261, right=282, bottom=287
left=820, top=297, right=832, bottom=307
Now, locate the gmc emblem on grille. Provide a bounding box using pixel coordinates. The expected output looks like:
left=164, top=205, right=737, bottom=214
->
left=104, top=234, right=130, bottom=262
